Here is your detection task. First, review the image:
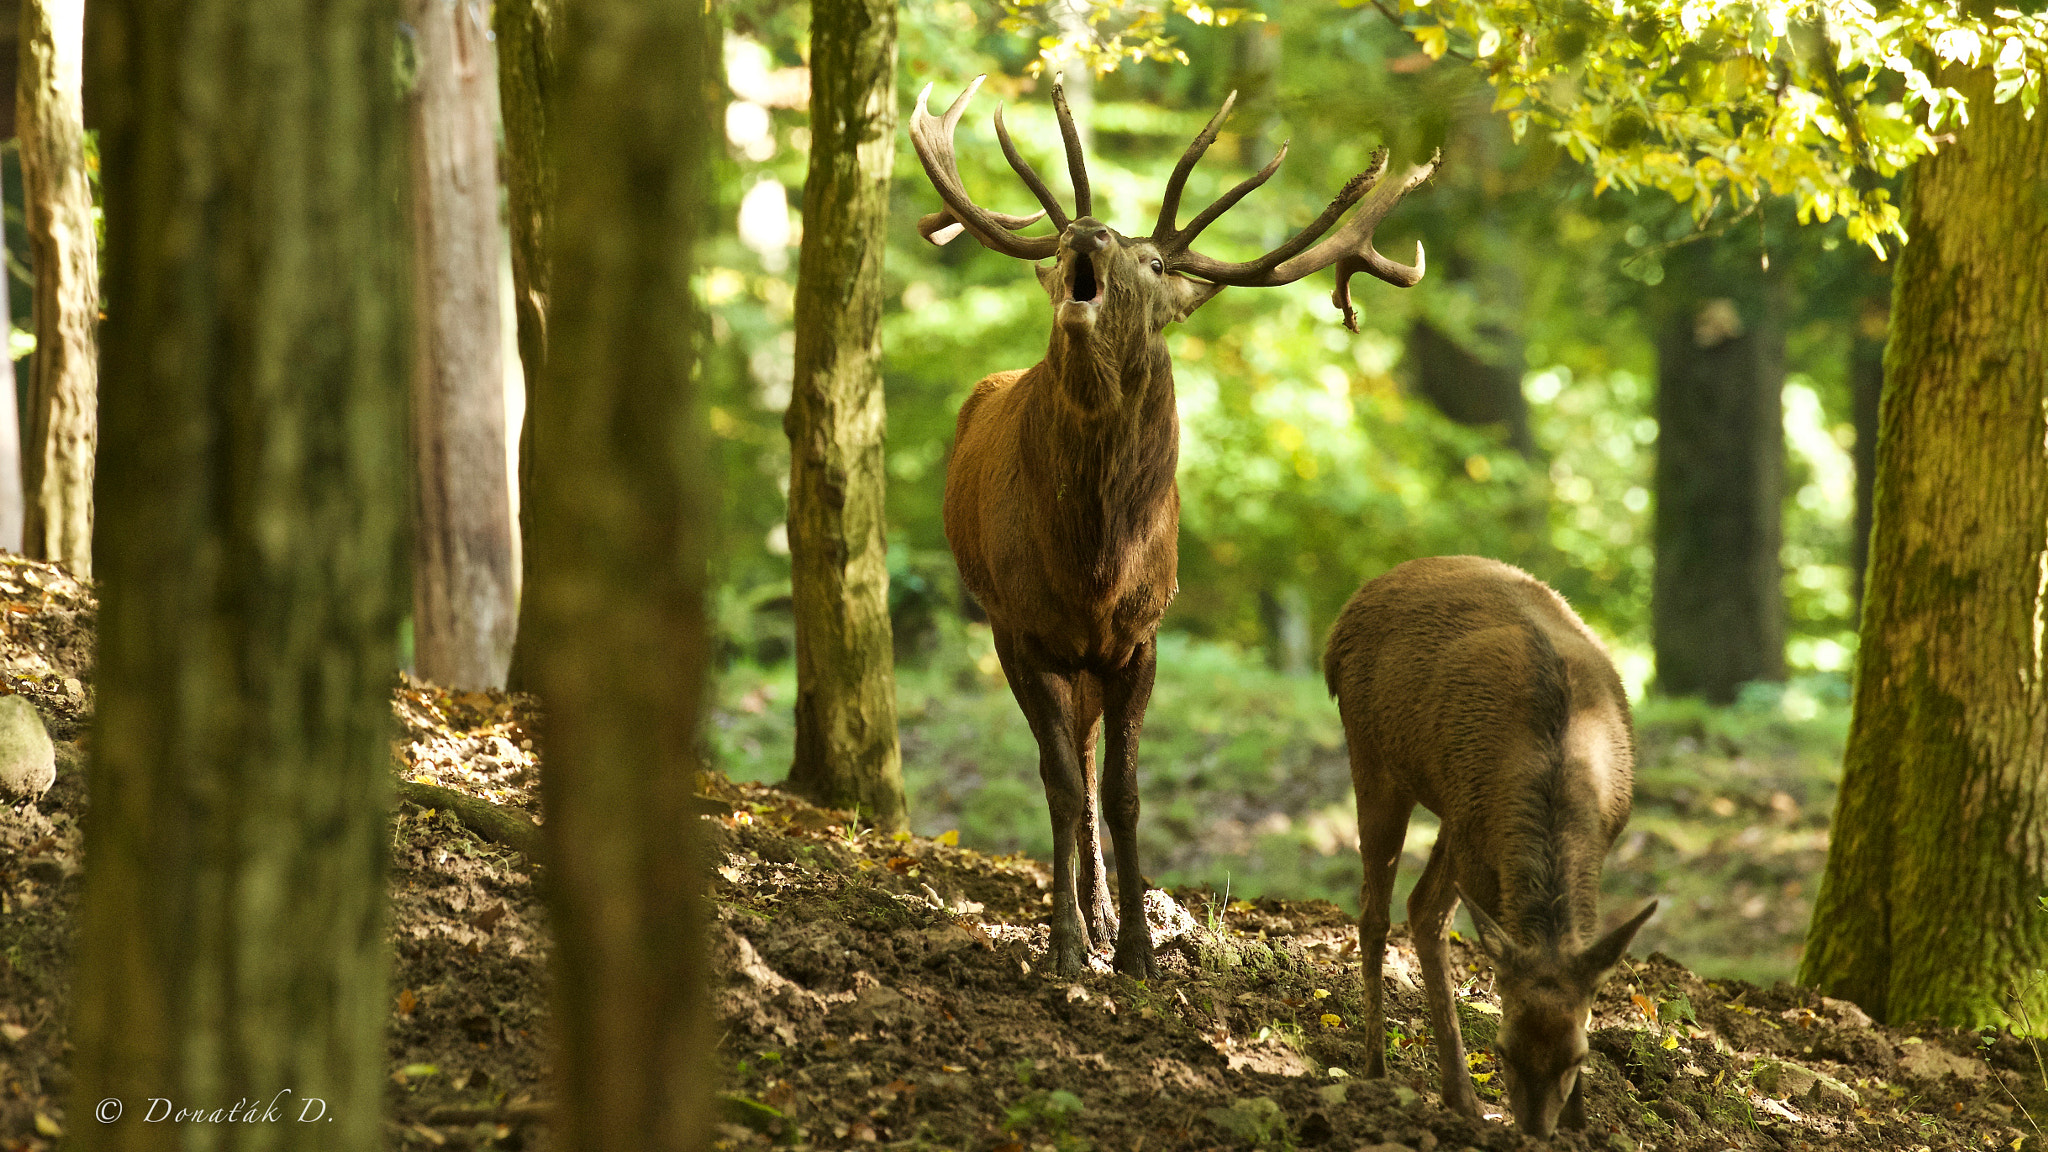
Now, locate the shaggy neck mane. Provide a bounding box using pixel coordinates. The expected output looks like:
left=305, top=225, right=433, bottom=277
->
left=1497, top=627, right=1601, bottom=949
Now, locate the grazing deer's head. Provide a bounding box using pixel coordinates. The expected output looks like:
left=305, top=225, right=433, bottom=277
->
left=1467, top=896, right=1659, bottom=1137
left=908, top=75, right=1441, bottom=345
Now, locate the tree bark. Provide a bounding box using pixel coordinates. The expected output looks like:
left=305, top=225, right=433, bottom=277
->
left=1799, top=63, right=2048, bottom=1028
left=0, top=203, right=23, bottom=554
left=71, top=3, right=408, bottom=1148
left=1406, top=316, right=1535, bottom=456
left=1650, top=241, right=1786, bottom=703
left=1849, top=284, right=1886, bottom=608
left=528, top=1, right=714, bottom=1148
left=495, top=0, right=558, bottom=691
left=781, top=0, right=906, bottom=831
left=16, top=0, right=95, bottom=577
left=407, top=0, right=517, bottom=689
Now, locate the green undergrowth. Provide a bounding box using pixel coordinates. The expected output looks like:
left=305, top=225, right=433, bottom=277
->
left=709, top=628, right=1852, bottom=986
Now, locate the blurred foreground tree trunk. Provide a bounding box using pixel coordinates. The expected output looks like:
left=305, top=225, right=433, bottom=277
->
left=1800, top=63, right=2048, bottom=1028
left=16, top=0, right=95, bottom=576
left=782, top=0, right=906, bottom=830
left=496, top=0, right=557, bottom=691
left=0, top=206, right=23, bottom=554
left=1650, top=239, right=1785, bottom=703
left=406, top=0, right=517, bottom=689
left=71, top=3, right=408, bottom=1148
left=527, top=0, right=715, bottom=1147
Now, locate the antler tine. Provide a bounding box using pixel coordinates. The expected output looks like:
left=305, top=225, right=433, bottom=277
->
left=1051, top=76, right=1093, bottom=220
left=994, top=103, right=1072, bottom=232
left=1169, top=139, right=1293, bottom=253
left=1176, top=149, right=1442, bottom=330
left=909, top=79, right=1059, bottom=261
left=1153, top=90, right=1237, bottom=240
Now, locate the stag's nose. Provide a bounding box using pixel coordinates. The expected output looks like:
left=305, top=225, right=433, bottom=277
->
left=1068, top=219, right=1112, bottom=253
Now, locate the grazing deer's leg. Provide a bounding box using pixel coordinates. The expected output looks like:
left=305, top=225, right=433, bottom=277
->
left=1409, top=837, right=1481, bottom=1118
left=1561, top=1067, right=1589, bottom=1130
left=994, top=628, right=1093, bottom=974
left=1101, top=638, right=1158, bottom=979
left=1074, top=674, right=1118, bottom=944
left=1352, top=751, right=1413, bottom=1079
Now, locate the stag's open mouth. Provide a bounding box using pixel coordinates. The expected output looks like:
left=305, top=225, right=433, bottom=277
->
left=1068, top=253, right=1102, bottom=304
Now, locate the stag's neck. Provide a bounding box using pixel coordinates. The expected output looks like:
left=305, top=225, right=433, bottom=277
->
left=1043, top=328, right=1174, bottom=419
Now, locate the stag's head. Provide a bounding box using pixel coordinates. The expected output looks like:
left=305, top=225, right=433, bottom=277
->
left=909, top=75, right=1442, bottom=345
left=1466, top=897, right=1659, bottom=1137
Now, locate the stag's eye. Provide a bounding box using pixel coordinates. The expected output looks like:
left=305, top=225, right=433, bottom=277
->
left=1150, top=259, right=1163, bottom=275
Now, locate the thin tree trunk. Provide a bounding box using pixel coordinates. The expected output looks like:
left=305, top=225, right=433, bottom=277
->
left=529, top=0, right=714, bottom=1147
left=496, top=0, right=558, bottom=691
left=407, top=0, right=517, bottom=689
left=1650, top=240, right=1786, bottom=703
left=0, top=203, right=22, bottom=554
left=16, top=0, right=94, bottom=577
left=1799, top=63, right=2048, bottom=1027
left=782, top=0, right=906, bottom=831
left=71, top=3, right=408, bottom=1148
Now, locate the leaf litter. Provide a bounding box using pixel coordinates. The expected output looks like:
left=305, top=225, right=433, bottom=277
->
left=0, top=564, right=2041, bottom=1150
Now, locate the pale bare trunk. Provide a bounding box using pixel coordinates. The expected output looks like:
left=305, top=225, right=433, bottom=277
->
left=407, top=0, right=517, bottom=689
left=17, top=0, right=96, bottom=578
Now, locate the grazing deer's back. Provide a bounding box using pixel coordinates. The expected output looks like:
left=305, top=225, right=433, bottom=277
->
left=1323, top=556, right=1634, bottom=849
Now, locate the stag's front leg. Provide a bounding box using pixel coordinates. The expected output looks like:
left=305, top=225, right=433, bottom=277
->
left=1409, top=839, right=1481, bottom=1119
left=1074, top=680, right=1118, bottom=945
left=994, top=630, right=1093, bottom=976
left=1100, top=640, right=1157, bottom=979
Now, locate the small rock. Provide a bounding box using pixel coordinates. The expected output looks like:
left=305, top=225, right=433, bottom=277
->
left=0, top=696, right=54, bottom=800
left=1820, top=996, right=1874, bottom=1028
left=1391, top=1084, right=1421, bottom=1108
left=1606, top=1134, right=1636, bottom=1152
left=1896, top=1040, right=1988, bottom=1084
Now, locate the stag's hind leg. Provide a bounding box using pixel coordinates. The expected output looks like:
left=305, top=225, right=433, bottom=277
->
left=993, top=629, right=1094, bottom=975
left=1350, top=744, right=1414, bottom=1079
left=1410, top=837, right=1481, bottom=1118
left=1100, top=638, right=1158, bottom=979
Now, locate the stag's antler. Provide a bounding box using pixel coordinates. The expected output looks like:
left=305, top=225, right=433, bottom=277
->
left=1154, top=94, right=1441, bottom=332
left=911, top=76, right=1094, bottom=259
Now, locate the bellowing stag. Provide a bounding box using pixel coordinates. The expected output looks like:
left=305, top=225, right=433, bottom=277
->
left=911, top=76, right=1438, bottom=978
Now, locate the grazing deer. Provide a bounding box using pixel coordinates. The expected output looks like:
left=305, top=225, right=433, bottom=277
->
left=1323, top=556, right=1657, bottom=1136
left=909, top=76, right=1438, bottom=978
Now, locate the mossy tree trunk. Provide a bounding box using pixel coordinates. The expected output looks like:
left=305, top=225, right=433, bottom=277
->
left=1848, top=280, right=1887, bottom=608
left=495, top=0, right=557, bottom=691
left=71, top=3, right=408, bottom=1148
left=1799, top=63, right=2048, bottom=1028
left=16, top=0, right=95, bottom=577
left=781, top=0, right=906, bottom=831
left=406, top=0, right=517, bottom=689
left=1650, top=239, right=1786, bottom=703
left=527, top=0, right=715, bottom=1147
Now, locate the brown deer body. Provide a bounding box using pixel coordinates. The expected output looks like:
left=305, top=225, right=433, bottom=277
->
left=1323, top=556, right=1656, bottom=1136
left=912, top=76, right=1437, bottom=977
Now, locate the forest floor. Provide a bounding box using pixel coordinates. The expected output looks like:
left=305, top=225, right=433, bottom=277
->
left=0, top=566, right=2042, bottom=1152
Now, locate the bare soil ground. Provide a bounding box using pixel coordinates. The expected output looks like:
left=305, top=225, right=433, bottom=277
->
left=0, top=563, right=2043, bottom=1152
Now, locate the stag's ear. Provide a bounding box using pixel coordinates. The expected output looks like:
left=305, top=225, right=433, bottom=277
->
left=1167, top=275, right=1226, bottom=322
left=1574, top=901, right=1658, bottom=984
left=1456, top=884, right=1513, bottom=962
left=1036, top=261, right=1061, bottom=295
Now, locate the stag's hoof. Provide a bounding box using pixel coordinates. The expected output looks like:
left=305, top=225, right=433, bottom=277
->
left=1113, top=934, right=1156, bottom=981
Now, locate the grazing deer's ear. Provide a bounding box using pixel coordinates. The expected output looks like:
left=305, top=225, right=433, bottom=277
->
left=1575, top=900, right=1658, bottom=983
left=1168, top=275, right=1225, bottom=322
left=1456, top=884, right=1512, bottom=962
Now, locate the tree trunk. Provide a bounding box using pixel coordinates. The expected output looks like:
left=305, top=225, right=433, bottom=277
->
left=0, top=204, right=23, bottom=554
left=71, top=3, right=408, bottom=1148
left=528, top=0, right=714, bottom=1148
left=407, top=0, right=517, bottom=689
left=1650, top=241, right=1786, bottom=703
left=781, top=0, right=906, bottom=831
left=1849, top=285, right=1886, bottom=608
left=495, top=0, right=558, bottom=691
left=16, top=0, right=95, bottom=577
left=1406, top=317, right=1535, bottom=456
left=1798, top=63, right=2048, bottom=1028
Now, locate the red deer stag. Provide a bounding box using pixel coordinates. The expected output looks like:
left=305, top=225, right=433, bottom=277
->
left=910, top=76, right=1439, bottom=978
left=1323, top=556, right=1658, bottom=1136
